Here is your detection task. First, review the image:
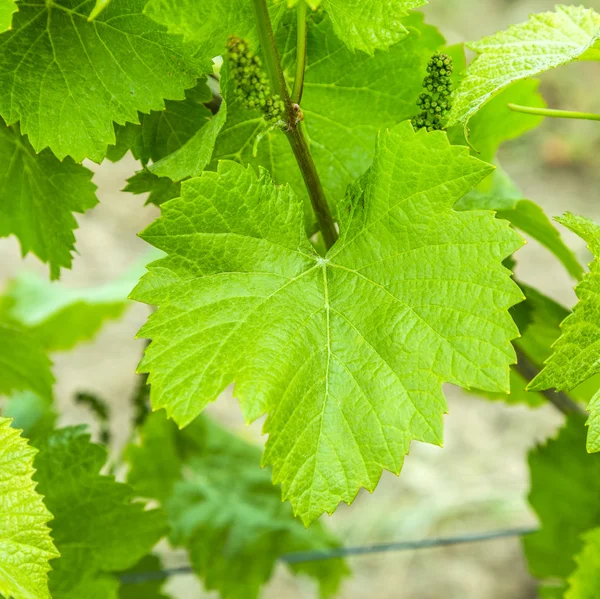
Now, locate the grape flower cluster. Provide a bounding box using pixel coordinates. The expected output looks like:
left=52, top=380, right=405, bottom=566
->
left=227, top=36, right=285, bottom=125
left=412, top=52, right=453, bottom=132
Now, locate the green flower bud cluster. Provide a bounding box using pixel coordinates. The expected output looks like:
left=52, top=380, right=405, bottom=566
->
left=227, top=36, right=285, bottom=124
left=412, top=52, right=453, bottom=132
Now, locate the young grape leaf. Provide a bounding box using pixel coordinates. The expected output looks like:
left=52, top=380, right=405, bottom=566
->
left=457, top=168, right=583, bottom=281
left=213, top=13, right=444, bottom=224
left=132, top=122, right=523, bottom=524
left=33, top=427, right=167, bottom=599
left=0, top=0, right=206, bottom=162
left=0, top=0, right=15, bottom=32
left=565, top=527, right=600, bottom=599
left=1, top=253, right=160, bottom=352
left=0, top=123, right=97, bottom=279
left=149, top=101, right=228, bottom=181
left=529, top=214, right=600, bottom=451
left=448, top=5, right=600, bottom=129
left=0, top=323, right=53, bottom=401
left=525, top=415, right=600, bottom=584
left=127, top=411, right=348, bottom=599
left=0, top=418, right=58, bottom=599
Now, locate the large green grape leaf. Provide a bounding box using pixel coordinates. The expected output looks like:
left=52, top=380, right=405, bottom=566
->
left=457, top=168, right=583, bottom=281
left=1, top=253, right=159, bottom=352
left=0, top=0, right=206, bottom=162
left=565, top=527, right=600, bottom=599
left=0, top=123, right=97, bottom=279
left=0, top=0, right=15, bottom=32
left=524, top=416, right=600, bottom=584
left=132, top=122, right=523, bottom=524
left=0, top=418, right=58, bottom=599
left=212, top=13, right=444, bottom=224
left=530, top=214, right=600, bottom=451
left=32, top=427, right=167, bottom=599
left=448, top=5, right=600, bottom=129
left=0, top=323, right=53, bottom=401
left=128, top=412, right=348, bottom=598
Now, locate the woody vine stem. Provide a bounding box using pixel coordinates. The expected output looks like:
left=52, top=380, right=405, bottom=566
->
left=251, top=0, right=338, bottom=249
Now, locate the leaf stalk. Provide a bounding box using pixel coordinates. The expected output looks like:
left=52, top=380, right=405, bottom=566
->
left=508, top=103, right=600, bottom=122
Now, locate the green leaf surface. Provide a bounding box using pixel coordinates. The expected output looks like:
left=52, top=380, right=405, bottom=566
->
left=0, top=124, right=97, bottom=279
left=32, top=427, right=167, bottom=598
left=565, top=527, right=600, bottom=599
left=0, top=0, right=206, bottom=162
left=124, top=170, right=180, bottom=207
left=0, top=323, right=53, bottom=401
left=0, top=0, right=15, bottom=32
left=2, top=253, right=159, bottom=352
left=128, top=411, right=348, bottom=599
left=133, top=123, right=522, bottom=523
left=457, top=168, right=583, bottom=281
left=212, top=13, right=444, bottom=224
left=452, top=79, right=546, bottom=164
left=0, top=418, right=58, bottom=599
left=108, top=82, right=213, bottom=165
left=525, top=415, right=600, bottom=582
left=529, top=214, right=600, bottom=450
left=149, top=101, right=227, bottom=181
left=448, top=5, right=600, bottom=128
left=143, top=0, right=285, bottom=59
left=320, top=0, right=427, bottom=55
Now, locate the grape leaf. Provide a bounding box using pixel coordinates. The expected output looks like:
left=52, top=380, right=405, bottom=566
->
left=132, top=122, right=523, bottom=523
left=319, top=0, right=427, bottom=55
left=2, top=253, right=159, bottom=352
left=149, top=101, right=227, bottom=181
left=32, top=427, right=167, bottom=599
left=127, top=411, right=348, bottom=599
left=0, top=0, right=15, bottom=32
left=0, top=0, right=206, bottom=162
left=108, top=81, right=213, bottom=165
left=0, top=323, right=53, bottom=401
left=451, top=79, right=546, bottom=165
left=457, top=168, right=583, bottom=281
left=0, top=418, right=58, bottom=599
left=124, top=170, right=180, bottom=207
left=524, top=415, right=600, bottom=583
left=529, top=214, right=600, bottom=451
left=212, top=13, right=444, bottom=224
left=0, top=123, right=97, bottom=279
left=565, top=527, right=600, bottom=599
left=143, top=0, right=285, bottom=60
left=448, top=5, right=600, bottom=129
